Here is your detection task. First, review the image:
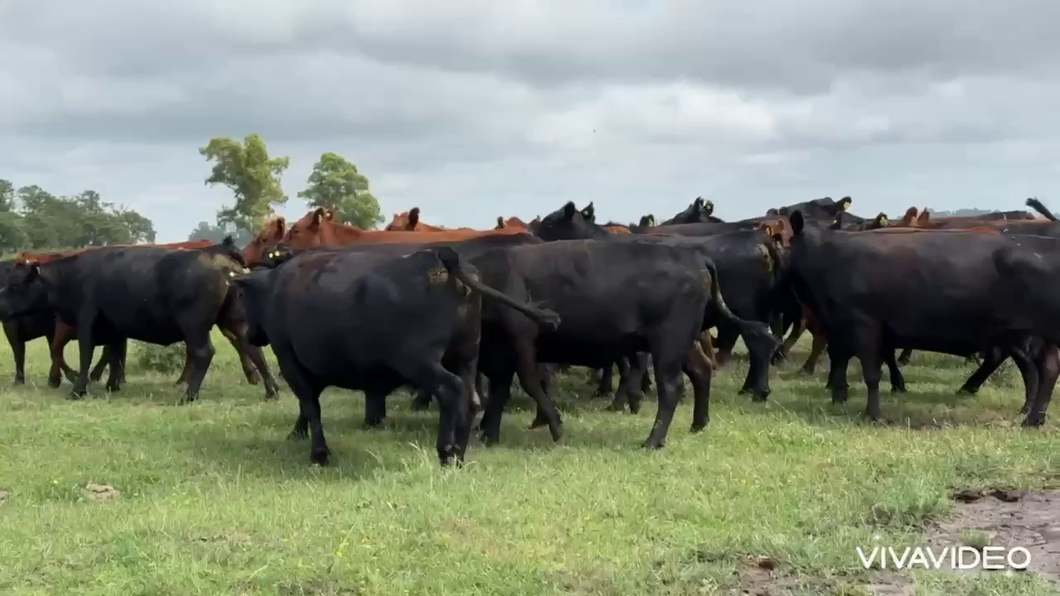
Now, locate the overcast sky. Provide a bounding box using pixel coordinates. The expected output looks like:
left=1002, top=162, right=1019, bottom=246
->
left=3, top=1, right=1060, bottom=241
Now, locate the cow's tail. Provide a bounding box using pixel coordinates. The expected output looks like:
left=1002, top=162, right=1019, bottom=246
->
left=1027, top=197, right=1058, bottom=222
left=703, top=258, right=781, bottom=353
left=434, top=247, right=561, bottom=330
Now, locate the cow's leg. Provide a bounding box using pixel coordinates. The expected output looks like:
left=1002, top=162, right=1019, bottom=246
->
left=52, top=321, right=77, bottom=387
left=642, top=312, right=701, bottom=449
left=639, top=354, right=652, bottom=393
left=89, top=346, right=110, bottom=383
left=4, top=322, right=26, bottom=385
left=218, top=328, right=261, bottom=386
left=70, top=309, right=99, bottom=400
left=850, top=323, right=884, bottom=420
left=593, top=364, right=614, bottom=397
left=713, top=322, right=739, bottom=368
left=611, top=354, right=647, bottom=414
left=179, top=330, right=216, bottom=404
left=896, top=348, right=914, bottom=366
left=737, top=328, right=774, bottom=402
left=1009, top=350, right=1039, bottom=415
left=104, top=342, right=125, bottom=392
left=1023, top=346, right=1060, bottom=427
left=244, top=344, right=279, bottom=400
left=512, top=344, right=562, bottom=441
left=272, top=342, right=328, bottom=463
left=957, top=348, right=1009, bottom=395
left=174, top=347, right=192, bottom=385
left=802, top=329, right=828, bottom=375
left=826, top=345, right=852, bottom=404
left=364, top=391, right=387, bottom=428
left=684, top=341, right=714, bottom=432
left=885, top=349, right=906, bottom=393
left=775, top=314, right=807, bottom=365
left=478, top=367, right=514, bottom=445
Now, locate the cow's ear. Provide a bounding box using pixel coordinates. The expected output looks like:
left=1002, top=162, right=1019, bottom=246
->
left=763, top=224, right=774, bottom=237
left=274, top=217, right=286, bottom=236
left=580, top=202, right=595, bottom=221
left=790, top=211, right=805, bottom=235
left=875, top=212, right=889, bottom=227
left=839, top=196, right=852, bottom=211
left=704, top=200, right=714, bottom=216
left=562, top=202, right=577, bottom=220
left=496, top=216, right=505, bottom=229
left=222, top=235, right=234, bottom=246
left=409, top=207, right=420, bottom=227
left=766, top=208, right=779, bottom=216
left=311, top=207, right=328, bottom=226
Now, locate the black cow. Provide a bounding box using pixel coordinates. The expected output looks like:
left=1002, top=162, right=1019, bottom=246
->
left=470, top=238, right=779, bottom=449
left=786, top=212, right=1060, bottom=424
left=532, top=202, right=784, bottom=401
left=231, top=245, right=560, bottom=466
left=0, top=240, right=277, bottom=402
left=776, top=196, right=865, bottom=224
left=256, top=233, right=552, bottom=412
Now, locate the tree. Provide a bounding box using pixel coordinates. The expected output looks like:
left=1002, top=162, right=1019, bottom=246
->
left=7, top=183, right=156, bottom=249
left=199, top=134, right=289, bottom=233
left=0, top=179, right=14, bottom=212
left=297, top=152, right=383, bottom=229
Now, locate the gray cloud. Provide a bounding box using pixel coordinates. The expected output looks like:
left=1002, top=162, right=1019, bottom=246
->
left=2, top=0, right=1060, bottom=241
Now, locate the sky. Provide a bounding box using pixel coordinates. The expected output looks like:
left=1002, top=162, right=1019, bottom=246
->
left=3, top=1, right=1060, bottom=242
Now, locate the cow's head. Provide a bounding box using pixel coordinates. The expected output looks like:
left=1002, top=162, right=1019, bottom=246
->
left=385, top=207, right=422, bottom=231
left=0, top=260, right=51, bottom=319
left=242, top=217, right=286, bottom=268
left=639, top=214, right=656, bottom=228
left=283, top=208, right=333, bottom=249
left=533, top=201, right=608, bottom=241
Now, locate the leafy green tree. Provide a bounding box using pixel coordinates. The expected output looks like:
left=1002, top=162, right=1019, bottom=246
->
left=0, top=179, right=14, bottom=212
left=199, top=134, right=290, bottom=233
left=7, top=184, right=156, bottom=249
left=0, top=179, right=23, bottom=250
left=297, top=152, right=383, bottom=229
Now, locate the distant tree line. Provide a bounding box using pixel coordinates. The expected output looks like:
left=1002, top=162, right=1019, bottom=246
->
left=0, top=133, right=385, bottom=254
left=0, top=180, right=156, bottom=251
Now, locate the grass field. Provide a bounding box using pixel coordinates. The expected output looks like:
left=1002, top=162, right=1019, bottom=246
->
left=1, top=334, right=1059, bottom=595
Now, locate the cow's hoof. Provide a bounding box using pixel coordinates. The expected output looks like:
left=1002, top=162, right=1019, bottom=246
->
left=592, top=388, right=613, bottom=398
left=628, top=400, right=642, bottom=415
left=47, top=377, right=61, bottom=388
left=310, top=449, right=330, bottom=466
left=13, top=378, right=25, bottom=386
left=479, top=432, right=500, bottom=447
left=245, top=372, right=261, bottom=386
left=286, top=429, right=308, bottom=441
left=891, top=385, right=908, bottom=394
left=549, top=424, right=563, bottom=442
left=641, top=439, right=665, bottom=450
left=105, top=383, right=120, bottom=393
left=606, top=400, right=625, bottom=412
left=528, top=414, right=549, bottom=429
left=957, top=387, right=977, bottom=396
left=1021, top=415, right=1044, bottom=428
left=690, top=421, right=708, bottom=433
left=67, top=392, right=85, bottom=401
left=362, top=419, right=385, bottom=430
left=264, top=389, right=279, bottom=401
left=751, top=393, right=769, bottom=403
left=799, top=367, right=815, bottom=376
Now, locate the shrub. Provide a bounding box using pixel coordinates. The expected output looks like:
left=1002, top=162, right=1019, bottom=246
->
left=135, top=342, right=186, bottom=375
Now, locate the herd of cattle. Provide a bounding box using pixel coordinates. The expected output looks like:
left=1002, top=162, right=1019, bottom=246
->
left=2, top=195, right=1059, bottom=467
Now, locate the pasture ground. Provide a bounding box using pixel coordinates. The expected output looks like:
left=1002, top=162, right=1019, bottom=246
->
left=1, top=334, right=1059, bottom=595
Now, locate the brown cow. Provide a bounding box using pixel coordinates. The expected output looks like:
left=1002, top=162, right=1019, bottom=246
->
left=384, top=207, right=473, bottom=232
left=241, top=216, right=288, bottom=268
left=282, top=207, right=525, bottom=249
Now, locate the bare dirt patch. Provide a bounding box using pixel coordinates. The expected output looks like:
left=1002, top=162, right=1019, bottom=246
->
left=924, top=488, right=1060, bottom=585
left=81, top=482, right=119, bottom=502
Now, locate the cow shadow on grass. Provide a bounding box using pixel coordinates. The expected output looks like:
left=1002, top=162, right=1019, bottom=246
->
left=721, top=352, right=1030, bottom=430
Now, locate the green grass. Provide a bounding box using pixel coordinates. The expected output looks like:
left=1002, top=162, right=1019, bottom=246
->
left=0, top=334, right=1058, bottom=595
